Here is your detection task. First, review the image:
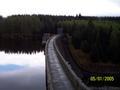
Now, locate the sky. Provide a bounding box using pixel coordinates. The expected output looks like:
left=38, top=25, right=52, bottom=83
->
left=0, top=0, right=120, bottom=17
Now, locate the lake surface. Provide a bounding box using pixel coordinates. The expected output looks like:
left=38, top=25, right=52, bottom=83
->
left=0, top=51, right=46, bottom=90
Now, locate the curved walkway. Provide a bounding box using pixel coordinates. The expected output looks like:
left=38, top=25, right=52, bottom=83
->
left=46, top=36, right=75, bottom=90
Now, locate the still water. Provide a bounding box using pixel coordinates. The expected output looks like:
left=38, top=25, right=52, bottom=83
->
left=0, top=51, right=46, bottom=90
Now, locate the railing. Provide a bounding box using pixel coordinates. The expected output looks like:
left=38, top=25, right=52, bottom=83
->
left=53, top=35, right=90, bottom=90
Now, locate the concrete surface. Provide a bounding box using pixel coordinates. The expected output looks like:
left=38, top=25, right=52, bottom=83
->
left=46, top=36, right=75, bottom=90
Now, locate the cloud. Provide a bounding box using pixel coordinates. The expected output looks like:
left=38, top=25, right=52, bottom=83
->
left=107, top=0, right=120, bottom=6
left=0, top=0, right=120, bottom=18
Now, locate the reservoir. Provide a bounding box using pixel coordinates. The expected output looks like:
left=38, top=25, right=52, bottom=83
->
left=0, top=51, right=46, bottom=90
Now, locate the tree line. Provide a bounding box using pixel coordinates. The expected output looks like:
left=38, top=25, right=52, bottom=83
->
left=0, top=14, right=119, bottom=40
left=0, top=14, right=75, bottom=52
left=58, top=19, right=120, bottom=63
left=0, top=14, right=120, bottom=61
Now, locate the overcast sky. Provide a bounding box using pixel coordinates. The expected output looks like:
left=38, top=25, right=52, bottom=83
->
left=0, top=0, right=120, bottom=17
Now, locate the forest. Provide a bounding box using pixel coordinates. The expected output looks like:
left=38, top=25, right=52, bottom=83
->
left=0, top=14, right=120, bottom=63
left=58, top=17, right=120, bottom=64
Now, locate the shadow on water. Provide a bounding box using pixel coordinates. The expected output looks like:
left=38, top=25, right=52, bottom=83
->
left=0, top=38, right=46, bottom=90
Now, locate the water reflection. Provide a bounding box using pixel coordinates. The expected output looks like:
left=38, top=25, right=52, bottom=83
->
left=0, top=51, right=45, bottom=67
left=0, top=51, right=46, bottom=90
left=0, top=64, right=24, bottom=72
left=0, top=38, right=44, bottom=54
